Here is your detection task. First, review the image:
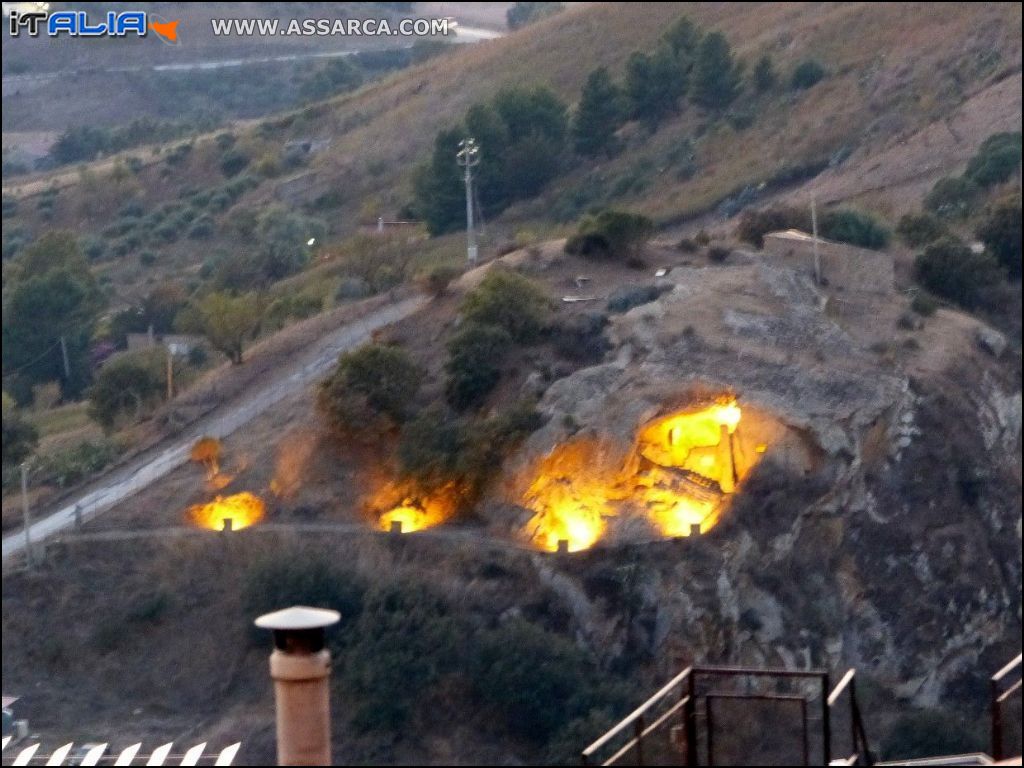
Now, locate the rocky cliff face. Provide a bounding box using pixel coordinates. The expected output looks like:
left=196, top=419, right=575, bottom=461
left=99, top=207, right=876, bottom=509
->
left=491, top=260, right=1022, bottom=706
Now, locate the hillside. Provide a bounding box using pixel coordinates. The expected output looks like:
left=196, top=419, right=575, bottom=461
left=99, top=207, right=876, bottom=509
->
left=2, top=3, right=1022, bottom=766
left=4, top=4, right=1020, bottom=297
left=3, top=234, right=1021, bottom=763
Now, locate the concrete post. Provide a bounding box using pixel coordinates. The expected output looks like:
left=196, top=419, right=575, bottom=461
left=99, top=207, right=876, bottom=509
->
left=256, top=606, right=340, bottom=767
left=718, top=424, right=735, bottom=494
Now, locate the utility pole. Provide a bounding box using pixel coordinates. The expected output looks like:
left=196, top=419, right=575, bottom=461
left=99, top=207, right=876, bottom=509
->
left=456, top=137, right=480, bottom=265
left=810, top=196, right=822, bottom=286
left=59, top=334, right=71, bottom=381
left=166, top=346, right=174, bottom=400
left=20, top=462, right=33, bottom=568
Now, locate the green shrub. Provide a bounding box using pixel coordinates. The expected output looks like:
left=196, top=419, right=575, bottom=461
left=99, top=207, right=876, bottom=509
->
left=417, top=264, right=461, bottom=298
left=445, top=322, right=513, bottom=410
left=215, top=132, right=237, bottom=151
left=188, top=213, right=216, bottom=240
left=263, top=293, right=323, bottom=330
left=398, top=402, right=541, bottom=498
left=318, top=343, right=422, bottom=433
left=165, top=142, right=193, bottom=166
left=976, top=195, right=1022, bottom=280
left=208, top=191, right=232, bottom=212
left=154, top=221, right=179, bottom=243
left=964, top=132, right=1022, bottom=188
left=103, top=217, right=141, bottom=239
left=507, top=1, right=564, bottom=29
left=676, top=237, right=699, bottom=253
left=790, top=59, right=826, bottom=90
left=470, top=618, right=621, bottom=744
left=565, top=210, right=654, bottom=262
left=914, top=237, right=1003, bottom=309
left=897, top=212, right=946, bottom=248
left=397, top=407, right=466, bottom=490
left=460, top=403, right=544, bottom=495
left=707, top=245, right=732, bottom=262
left=2, top=395, right=38, bottom=469
left=924, top=176, right=979, bottom=219
left=461, top=270, right=550, bottom=343
left=752, top=54, right=776, bottom=93
left=38, top=438, right=117, bottom=488
left=344, top=581, right=458, bottom=732
left=910, top=292, right=939, bottom=317
left=220, top=148, right=251, bottom=178
left=88, top=349, right=165, bottom=430
left=819, top=208, right=891, bottom=250
left=242, top=550, right=365, bottom=626
left=882, top=709, right=984, bottom=762
left=737, top=205, right=811, bottom=247
left=189, top=189, right=213, bottom=208
left=726, top=109, right=756, bottom=131
left=607, top=285, right=664, bottom=313
left=81, top=236, right=107, bottom=261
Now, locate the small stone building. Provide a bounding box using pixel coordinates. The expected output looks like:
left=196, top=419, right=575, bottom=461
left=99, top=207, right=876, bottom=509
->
left=762, top=229, right=894, bottom=294
left=126, top=332, right=201, bottom=357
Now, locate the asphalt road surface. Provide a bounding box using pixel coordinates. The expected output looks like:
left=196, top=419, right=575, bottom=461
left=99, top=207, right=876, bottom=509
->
left=2, top=294, right=427, bottom=562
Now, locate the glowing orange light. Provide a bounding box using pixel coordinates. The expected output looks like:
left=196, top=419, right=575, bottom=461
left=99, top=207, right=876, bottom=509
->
left=521, top=398, right=758, bottom=551
left=189, top=491, right=265, bottom=531
left=528, top=498, right=607, bottom=553
left=521, top=439, right=616, bottom=552
left=379, top=502, right=444, bottom=533
left=370, top=480, right=459, bottom=534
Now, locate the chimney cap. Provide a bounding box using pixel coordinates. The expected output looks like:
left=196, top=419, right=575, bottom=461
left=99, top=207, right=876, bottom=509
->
left=255, top=605, right=340, bottom=631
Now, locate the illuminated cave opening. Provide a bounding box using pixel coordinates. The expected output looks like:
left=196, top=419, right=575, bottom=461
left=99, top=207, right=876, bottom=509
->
left=189, top=491, right=266, bottom=531
left=523, top=398, right=800, bottom=552
left=370, top=480, right=461, bottom=534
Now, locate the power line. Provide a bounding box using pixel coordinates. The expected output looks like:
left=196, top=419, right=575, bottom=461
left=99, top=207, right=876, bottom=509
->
left=1, top=337, right=64, bottom=379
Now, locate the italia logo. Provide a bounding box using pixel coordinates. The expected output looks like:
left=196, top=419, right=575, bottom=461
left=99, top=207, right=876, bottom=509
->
left=7, top=4, right=181, bottom=44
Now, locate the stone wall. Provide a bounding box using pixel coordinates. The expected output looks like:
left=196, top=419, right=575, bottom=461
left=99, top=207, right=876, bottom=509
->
left=762, top=230, right=894, bottom=294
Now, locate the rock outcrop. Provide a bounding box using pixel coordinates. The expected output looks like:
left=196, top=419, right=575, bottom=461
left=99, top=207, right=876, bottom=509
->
left=494, top=260, right=1022, bottom=707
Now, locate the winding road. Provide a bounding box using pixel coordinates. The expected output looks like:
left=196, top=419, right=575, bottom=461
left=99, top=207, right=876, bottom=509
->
left=2, top=294, right=428, bottom=562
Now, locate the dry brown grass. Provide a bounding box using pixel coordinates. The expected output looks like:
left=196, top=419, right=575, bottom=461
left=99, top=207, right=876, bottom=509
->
left=3, top=4, right=1020, bottom=308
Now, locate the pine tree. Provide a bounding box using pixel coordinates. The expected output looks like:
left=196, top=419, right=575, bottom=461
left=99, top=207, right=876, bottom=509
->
left=691, top=32, right=741, bottom=110
left=412, top=128, right=465, bottom=235
left=572, top=67, right=625, bottom=157
left=625, top=47, right=687, bottom=130
left=663, top=16, right=700, bottom=62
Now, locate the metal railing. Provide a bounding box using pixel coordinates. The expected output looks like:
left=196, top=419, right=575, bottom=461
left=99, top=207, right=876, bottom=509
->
left=826, top=669, right=873, bottom=765
left=581, top=666, right=694, bottom=766
left=581, top=665, right=846, bottom=766
left=990, top=653, right=1022, bottom=762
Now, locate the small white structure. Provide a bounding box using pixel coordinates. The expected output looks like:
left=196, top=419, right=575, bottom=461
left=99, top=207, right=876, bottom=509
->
left=126, top=333, right=201, bottom=357
left=762, top=229, right=895, bottom=294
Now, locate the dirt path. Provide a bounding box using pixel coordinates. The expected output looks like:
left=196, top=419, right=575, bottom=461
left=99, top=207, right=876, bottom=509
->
left=2, top=294, right=427, bottom=562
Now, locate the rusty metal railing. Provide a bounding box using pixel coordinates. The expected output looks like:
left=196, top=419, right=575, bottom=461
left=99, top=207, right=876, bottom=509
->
left=581, top=666, right=694, bottom=766
left=991, top=653, right=1022, bottom=762
left=581, top=665, right=839, bottom=766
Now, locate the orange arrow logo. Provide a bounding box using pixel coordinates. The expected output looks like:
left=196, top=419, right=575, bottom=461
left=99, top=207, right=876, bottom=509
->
left=150, top=18, right=180, bottom=43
